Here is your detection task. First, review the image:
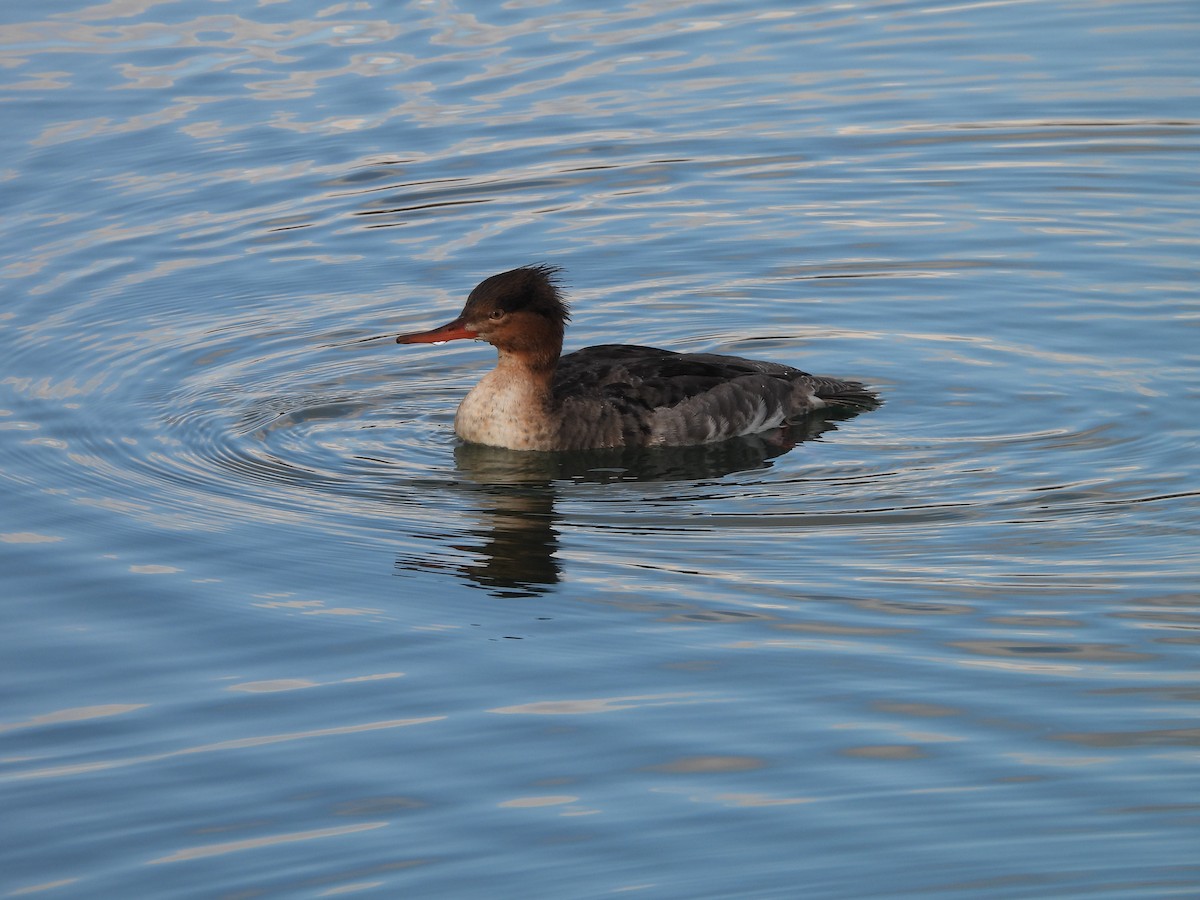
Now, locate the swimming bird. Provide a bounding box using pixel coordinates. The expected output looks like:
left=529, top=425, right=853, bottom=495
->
left=395, top=265, right=878, bottom=451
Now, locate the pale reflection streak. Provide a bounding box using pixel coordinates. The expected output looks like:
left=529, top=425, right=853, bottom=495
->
left=6, top=878, right=80, bottom=896
left=831, top=721, right=962, bottom=745
left=724, top=638, right=881, bottom=656
left=841, top=745, right=927, bottom=760
left=489, top=692, right=719, bottom=716
left=645, top=756, right=763, bottom=774
left=146, top=821, right=389, bottom=865
left=226, top=672, right=404, bottom=693
left=33, top=98, right=211, bottom=148
left=496, top=794, right=602, bottom=817
left=949, top=649, right=1197, bottom=680
left=71, top=0, right=218, bottom=23
left=498, top=795, right=579, bottom=808
left=710, top=793, right=813, bottom=807
left=650, top=785, right=814, bottom=809
left=250, top=595, right=390, bottom=618
left=0, top=703, right=146, bottom=734
left=723, top=636, right=1174, bottom=682
left=6, top=716, right=443, bottom=781
left=0, top=532, right=63, bottom=543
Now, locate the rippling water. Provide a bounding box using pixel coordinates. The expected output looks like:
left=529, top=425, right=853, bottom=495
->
left=3, top=0, right=1199, bottom=897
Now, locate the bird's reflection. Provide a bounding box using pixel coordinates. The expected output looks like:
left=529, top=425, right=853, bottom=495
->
left=455, top=484, right=559, bottom=598
left=396, top=413, right=857, bottom=598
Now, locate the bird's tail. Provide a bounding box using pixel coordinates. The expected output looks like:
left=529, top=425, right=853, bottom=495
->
left=806, top=376, right=882, bottom=412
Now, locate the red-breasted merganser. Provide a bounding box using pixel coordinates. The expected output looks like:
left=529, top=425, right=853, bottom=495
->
left=396, top=266, right=879, bottom=451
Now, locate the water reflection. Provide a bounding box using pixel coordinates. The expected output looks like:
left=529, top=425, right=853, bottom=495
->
left=456, top=485, right=558, bottom=598
left=455, top=411, right=854, bottom=486
left=396, top=414, right=856, bottom=597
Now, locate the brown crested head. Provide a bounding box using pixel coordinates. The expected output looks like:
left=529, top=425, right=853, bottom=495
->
left=396, top=265, right=569, bottom=366
left=462, top=265, right=569, bottom=325
left=456, top=264, right=568, bottom=364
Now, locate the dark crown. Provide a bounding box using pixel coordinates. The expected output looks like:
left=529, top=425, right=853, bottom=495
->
left=466, top=265, right=570, bottom=322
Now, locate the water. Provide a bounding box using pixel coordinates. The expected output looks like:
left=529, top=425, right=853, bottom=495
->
left=2, top=0, right=1199, bottom=896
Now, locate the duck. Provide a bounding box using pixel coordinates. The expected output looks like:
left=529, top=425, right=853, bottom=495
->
left=395, top=265, right=879, bottom=451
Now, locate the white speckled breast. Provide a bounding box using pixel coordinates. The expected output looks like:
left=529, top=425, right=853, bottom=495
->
left=455, top=367, right=555, bottom=450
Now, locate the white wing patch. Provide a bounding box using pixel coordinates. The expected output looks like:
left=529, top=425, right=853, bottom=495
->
left=733, top=397, right=782, bottom=438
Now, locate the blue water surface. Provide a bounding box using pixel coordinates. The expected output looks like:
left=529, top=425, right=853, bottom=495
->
left=2, top=1, right=1199, bottom=897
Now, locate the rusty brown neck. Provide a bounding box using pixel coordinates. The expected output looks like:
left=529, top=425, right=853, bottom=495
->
left=490, top=317, right=563, bottom=383
left=491, top=347, right=558, bottom=398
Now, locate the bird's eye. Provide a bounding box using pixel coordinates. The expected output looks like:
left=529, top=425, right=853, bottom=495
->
left=488, top=309, right=506, bottom=321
